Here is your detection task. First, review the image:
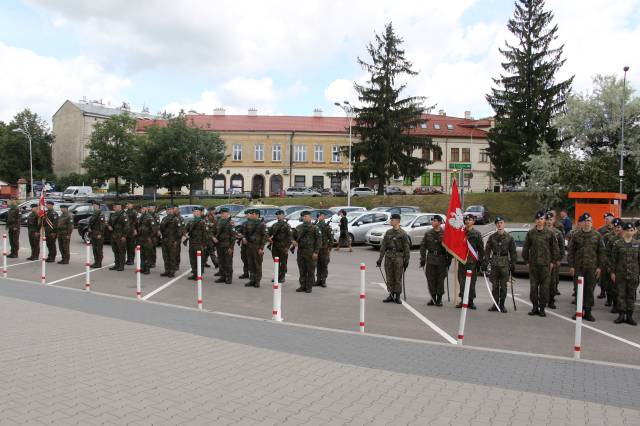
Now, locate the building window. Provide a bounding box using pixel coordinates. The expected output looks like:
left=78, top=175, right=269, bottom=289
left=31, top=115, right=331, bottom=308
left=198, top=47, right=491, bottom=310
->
left=294, top=145, right=306, bottom=162
left=330, top=176, right=342, bottom=189
left=421, top=148, right=429, bottom=161
left=434, top=123, right=441, bottom=130
left=433, top=148, right=442, bottom=162
left=462, top=148, right=471, bottom=162
left=314, top=145, right=324, bottom=162
left=232, top=144, right=242, bottom=161
left=432, top=173, right=442, bottom=186
left=272, top=144, right=282, bottom=161
left=480, top=149, right=489, bottom=163
left=331, top=145, right=341, bottom=162
left=294, top=175, right=306, bottom=187
left=230, top=174, right=244, bottom=191
left=403, top=176, right=413, bottom=186
left=447, top=124, right=454, bottom=130
left=254, top=144, right=264, bottom=161
left=420, top=173, right=430, bottom=187
left=450, top=148, right=460, bottom=162
left=420, top=121, right=427, bottom=129
left=312, top=176, right=324, bottom=189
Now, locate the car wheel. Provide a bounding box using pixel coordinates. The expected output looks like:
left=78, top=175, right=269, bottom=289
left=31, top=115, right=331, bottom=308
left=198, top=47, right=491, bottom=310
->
left=82, top=229, right=89, bottom=242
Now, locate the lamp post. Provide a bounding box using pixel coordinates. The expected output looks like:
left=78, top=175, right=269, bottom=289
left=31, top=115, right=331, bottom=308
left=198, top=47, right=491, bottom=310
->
left=334, top=101, right=354, bottom=207
left=12, top=127, right=34, bottom=198
left=619, top=66, right=630, bottom=196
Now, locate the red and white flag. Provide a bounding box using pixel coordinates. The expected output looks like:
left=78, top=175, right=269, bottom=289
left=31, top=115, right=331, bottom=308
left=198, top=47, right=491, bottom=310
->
left=38, top=190, right=46, bottom=218
left=442, top=179, right=468, bottom=263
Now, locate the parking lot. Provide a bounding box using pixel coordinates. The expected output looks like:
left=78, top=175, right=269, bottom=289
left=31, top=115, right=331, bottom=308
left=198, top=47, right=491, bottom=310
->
left=3, top=226, right=639, bottom=366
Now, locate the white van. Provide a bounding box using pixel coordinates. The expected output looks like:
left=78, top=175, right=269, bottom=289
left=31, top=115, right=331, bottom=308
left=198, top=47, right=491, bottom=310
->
left=62, top=186, right=95, bottom=202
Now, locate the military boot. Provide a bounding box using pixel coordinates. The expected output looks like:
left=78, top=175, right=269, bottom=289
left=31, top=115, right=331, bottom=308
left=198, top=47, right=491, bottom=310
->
left=91, top=263, right=102, bottom=268
left=239, top=273, right=249, bottom=279
left=597, top=288, right=606, bottom=298
left=427, top=298, right=436, bottom=306
left=435, top=295, right=443, bottom=307
left=604, top=294, right=612, bottom=307
left=488, top=304, right=499, bottom=312
left=584, top=308, right=595, bottom=322
left=538, top=306, right=546, bottom=317
left=499, top=304, right=507, bottom=313
left=614, top=312, right=626, bottom=324
left=394, top=293, right=402, bottom=304
left=528, top=306, right=539, bottom=316
left=214, top=277, right=226, bottom=283
left=627, top=312, right=637, bottom=326
left=383, top=294, right=395, bottom=303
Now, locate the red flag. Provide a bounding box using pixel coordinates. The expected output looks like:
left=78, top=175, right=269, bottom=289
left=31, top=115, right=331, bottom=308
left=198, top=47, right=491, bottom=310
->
left=442, top=179, right=468, bottom=263
left=38, top=190, right=46, bottom=217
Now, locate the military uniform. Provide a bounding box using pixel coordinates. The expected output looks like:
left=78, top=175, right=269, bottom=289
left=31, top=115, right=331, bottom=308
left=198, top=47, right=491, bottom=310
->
left=214, top=214, right=236, bottom=284
left=186, top=213, right=207, bottom=279
left=44, top=207, right=59, bottom=262
left=56, top=208, right=74, bottom=264
left=204, top=213, right=218, bottom=269
left=109, top=209, right=129, bottom=270
left=88, top=208, right=105, bottom=267
left=160, top=210, right=181, bottom=277
left=293, top=220, right=320, bottom=292
left=315, top=218, right=334, bottom=287
left=241, top=215, right=266, bottom=287
left=547, top=221, right=565, bottom=308
left=377, top=226, right=410, bottom=303
left=238, top=232, right=249, bottom=279
left=26, top=209, right=42, bottom=260
left=420, top=226, right=451, bottom=306
left=125, top=206, right=138, bottom=264
left=603, top=222, right=623, bottom=312
left=522, top=214, right=559, bottom=316
left=175, top=214, right=185, bottom=269
left=5, top=204, right=21, bottom=258
left=149, top=208, right=160, bottom=267
left=456, top=224, right=484, bottom=308
left=268, top=218, right=292, bottom=283
left=484, top=229, right=516, bottom=312
left=138, top=210, right=154, bottom=274
left=610, top=227, right=640, bottom=325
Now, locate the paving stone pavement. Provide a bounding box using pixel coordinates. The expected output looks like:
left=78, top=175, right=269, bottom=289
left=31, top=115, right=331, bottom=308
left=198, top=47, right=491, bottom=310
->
left=0, top=281, right=640, bottom=425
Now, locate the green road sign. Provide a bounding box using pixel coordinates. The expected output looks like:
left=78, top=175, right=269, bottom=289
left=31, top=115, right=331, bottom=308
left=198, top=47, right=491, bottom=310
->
left=449, top=162, right=472, bottom=170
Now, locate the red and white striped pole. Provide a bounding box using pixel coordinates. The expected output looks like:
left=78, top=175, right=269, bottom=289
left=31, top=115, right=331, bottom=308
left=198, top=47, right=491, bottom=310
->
left=135, top=245, right=141, bottom=299
left=41, top=235, right=46, bottom=284
left=85, top=241, right=91, bottom=291
left=359, top=263, right=366, bottom=333
left=196, top=250, right=203, bottom=310
left=272, top=257, right=282, bottom=321
left=457, top=269, right=473, bottom=345
left=574, top=276, right=584, bottom=360
left=2, top=234, right=7, bottom=278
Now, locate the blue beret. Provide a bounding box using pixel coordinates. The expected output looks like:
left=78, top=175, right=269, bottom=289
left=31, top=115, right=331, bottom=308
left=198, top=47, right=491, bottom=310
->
left=578, top=212, right=591, bottom=222
left=612, top=218, right=623, bottom=227
left=534, top=210, right=545, bottom=220
left=390, top=213, right=401, bottom=220
left=623, top=222, right=634, bottom=231
left=494, top=216, right=504, bottom=224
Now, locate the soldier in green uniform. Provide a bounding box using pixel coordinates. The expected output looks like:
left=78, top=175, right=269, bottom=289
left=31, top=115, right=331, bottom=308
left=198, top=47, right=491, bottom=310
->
left=88, top=201, right=105, bottom=268
left=175, top=206, right=185, bottom=269
left=545, top=211, right=565, bottom=309
left=148, top=204, right=160, bottom=268
left=214, top=208, right=235, bottom=284
left=420, top=216, right=451, bottom=307
left=376, top=213, right=410, bottom=304
left=124, top=202, right=138, bottom=265
left=26, top=203, right=41, bottom=260
left=267, top=209, right=292, bottom=284
left=292, top=211, right=320, bottom=293
left=567, top=212, right=604, bottom=322
left=204, top=209, right=218, bottom=269
left=108, top=202, right=129, bottom=271
left=597, top=213, right=615, bottom=298
left=455, top=214, right=484, bottom=310
left=315, top=212, right=334, bottom=288
left=241, top=209, right=267, bottom=288
left=185, top=206, right=206, bottom=280
left=5, top=197, right=21, bottom=258
left=137, top=205, right=154, bottom=274
left=610, top=222, right=639, bottom=325
left=483, top=216, right=516, bottom=313
left=56, top=205, right=73, bottom=264
left=237, top=226, right=250, bottom=280
left=603, top=218, right=623, bottom=313
left=160, top=205, right=181, bottom=278
left=522, top=210, right=559, bottom=317
left=44, top=201, right=59, bottom=262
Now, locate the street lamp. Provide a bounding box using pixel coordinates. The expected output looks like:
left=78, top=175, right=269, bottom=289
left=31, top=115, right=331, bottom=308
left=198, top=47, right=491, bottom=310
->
left=12, top=127, right=34, bottom=198
left=334, top=101, right=354, bottom=206
left=619, top=66, right=630, bottom=196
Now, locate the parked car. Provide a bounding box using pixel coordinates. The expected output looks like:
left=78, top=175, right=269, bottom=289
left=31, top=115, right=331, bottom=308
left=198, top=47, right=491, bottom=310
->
left=370, top=206, right=421, bottom=215
left=366, top=213, right=446, bottom=248
left=62, top=186, right=96, bottom=202
left=212, top=204, right=245, bottom=217
left=192, top=189, right=210, bottom=196
left=278, top=205, right=313, bottom=215
left=328, top=206, right=367, bottom=214
left=77, top=210, right=113, bottom=243
left=349, top=187, right=376, bottom=197
left=69, top=203, right=110, bottom=228
left=321, top=187, right=347, bottom=197
left=413, top=186, right=444, bottom=195
left=267, top=208, right=335, bottom=229
left=384, top=186, right=407, bottom=195
left=285, top=187, right=321, bottom=197
left=329, top=211, right=391, bottom=244
left=464, top=205, right=490, bottom=224
left=233, top=205, right=281, bottom=230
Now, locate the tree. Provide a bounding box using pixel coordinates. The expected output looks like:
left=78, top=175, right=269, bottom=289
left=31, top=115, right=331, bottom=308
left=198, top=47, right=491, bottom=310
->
left=351, top=22, right=439, bottom=195
left=82, top=114, right=140, bottom=195
left=486, top=0, right=573, bottom=184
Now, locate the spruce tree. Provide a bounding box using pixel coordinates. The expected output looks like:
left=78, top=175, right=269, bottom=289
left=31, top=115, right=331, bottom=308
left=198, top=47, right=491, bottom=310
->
left=352, top=23, right=439, bottom=195
left=486, top=0, right=573, bottom=184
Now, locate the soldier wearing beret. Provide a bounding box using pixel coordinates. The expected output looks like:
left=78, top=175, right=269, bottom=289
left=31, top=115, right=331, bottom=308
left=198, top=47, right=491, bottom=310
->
left=267, top=209, right=292, bottom=284
left=137, top=205, right=154, bottom=274
left=597, top=212, right=615, bottom=299
left=545, top=211, right=565, bottom=309
left=602, top=218, right=624, bottom=313
left=124, top=202, right=138, bottom=265
left=56, top=204, right=73, bottom=264
left=108, top=202, right=129, bottom=271
left=4, top=197, right=21, bottom=258
left=26, top=203, right=42, bottom=261
left=610, top=222, right=639, bottom=325
left=44, top=200, right=59, bottom=262
left=148, top=204, right=160, bottom=268
left=160, top=205, right=181, bottom=278
left=483, top=216, right=516, bottom=312
left=241, top=209, right=267, bottom=287
left=185, top=206, right=207, bottom=280
left=455, top=214, right=484, bottom=310
left=214, top=207, right=236, bottom=284
left=420, top=215, right=451, bottom=306
left=292, top=211, right=320, bottom=293
left=315, top=211, right=334, bottom=288
left=376, top=213, right=410, bottom=303
left=88, top=201, right=105, bottom=268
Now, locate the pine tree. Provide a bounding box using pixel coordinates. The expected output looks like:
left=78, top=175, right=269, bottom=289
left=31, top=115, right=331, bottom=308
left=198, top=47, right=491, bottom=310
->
left=352, top=23, right=439, bottom=195
left=486, top=0, right=573, bottom=184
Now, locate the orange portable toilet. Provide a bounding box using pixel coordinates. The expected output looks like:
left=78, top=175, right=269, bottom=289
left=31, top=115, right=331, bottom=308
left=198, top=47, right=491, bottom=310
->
left=568, top=192, right=627, bottom=229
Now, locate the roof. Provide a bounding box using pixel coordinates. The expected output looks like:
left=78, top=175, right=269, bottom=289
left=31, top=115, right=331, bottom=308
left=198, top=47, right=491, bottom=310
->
left=136, top=113, right=489, bottom=138
left=56, top=100, right=158, bottom=120
left=568, top=192, right=627, bottom=200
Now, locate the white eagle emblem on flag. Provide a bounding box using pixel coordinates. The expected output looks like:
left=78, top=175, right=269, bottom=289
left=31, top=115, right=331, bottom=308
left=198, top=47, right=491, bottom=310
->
left=448, top=207, right=465, bottom=230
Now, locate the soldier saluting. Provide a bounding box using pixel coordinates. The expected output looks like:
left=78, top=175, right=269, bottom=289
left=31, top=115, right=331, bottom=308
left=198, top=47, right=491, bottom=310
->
left=610, top=222, right=639, bottom=326
left=267, top=209, right=292, bottom=284
left=420, top=216, right=451, bottom=307
left=483, top=216, right=516, bottom=313
left=376, top=213, right=410, bottom=304
left=292, top=211, right=320, bottom=293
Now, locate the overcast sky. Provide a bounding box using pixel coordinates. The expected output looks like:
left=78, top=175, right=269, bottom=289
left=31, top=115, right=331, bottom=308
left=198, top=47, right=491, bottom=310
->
left=1, top=0, right=638, bottom=123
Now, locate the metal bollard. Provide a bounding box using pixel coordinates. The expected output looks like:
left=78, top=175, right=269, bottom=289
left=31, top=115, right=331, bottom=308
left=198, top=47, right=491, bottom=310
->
left=272, top=257, right=282, bottom=321
left=457, top=269, right=473, bottom=345
left=574, top=276, right=584, bottom=360
left=41, top=236, right=47, bottom=284
left=135, top=245, right=141, bottom=299
left=359, top=263, right=366, bottom=333
left=196, top=250, right=203, bottom=310
left=2, top=234, right=7, bottom=278
left=85, top=241, right=91, bottom=291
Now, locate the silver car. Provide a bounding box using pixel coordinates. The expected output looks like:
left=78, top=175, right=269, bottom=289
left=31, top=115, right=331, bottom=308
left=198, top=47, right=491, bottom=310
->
left=285, top=187, right=321, bottom=197
left=366, top=213, right=446, bottom=248
left=330, top=211, right=391, bottom=244
left=328, top=206, right=367, bottom=214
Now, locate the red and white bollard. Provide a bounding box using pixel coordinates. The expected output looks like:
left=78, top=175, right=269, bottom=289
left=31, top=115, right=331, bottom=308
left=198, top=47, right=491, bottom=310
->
left=457, top=269, right=473, bottom=345
left=359, top=263, right=366, bottom=333
left=272, top=257, right=282, bottom=321
left=135, top=245, right=142, bottom=299
left=85, top=241, right=91, bottom=291
left=196, top=250, right=203, bottom=310
left=2, top=233, right=7, bottom=278
left=41, top=235, right=47, bottom=284
left=574, top=275, right=584, bottom=360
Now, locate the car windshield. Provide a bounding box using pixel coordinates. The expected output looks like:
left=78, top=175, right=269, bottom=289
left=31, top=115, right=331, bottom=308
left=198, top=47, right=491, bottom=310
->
left=330, top=213, right=360, bottom=223
left=466, top=206, right=483, bottom=212
left=63, top=189, right=75, bottom=195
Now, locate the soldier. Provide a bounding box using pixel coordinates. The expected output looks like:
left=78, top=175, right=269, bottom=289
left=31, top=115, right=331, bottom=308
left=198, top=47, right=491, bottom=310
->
left=26, top=204, right=41, bottom=261
left=148, top=204, right=160, bottom=268
left=610, top=222, right=639, bottom=325
left=267, top=209, right=292, bottom=284
left=44, top=201, right=59, bottom=262
left=522, top=210, right=559, bottom=317
left=597, top=212, right=614, bottom=299
left=545, top=211, right=565, bottom=309
left=419, top=216, right=451, bottom=306
left=241, top=209, right=267, bottom=288
left=124, top=202, right=138, bottom=265
left=175, top=206, right=185, bottom=269
left=160, top=205, right=181, bottom=278
left=292, top=211, right=320, bottom=293
left=214, top=208, right=235, bottom=284
left=204, top=209, right=218, bottom=269
left=5, top=197, right=20, bottom=258
left=567, top=212, right=604, bottom=322
left=483, top=216, right=516, bottom=313
left=315, top=212, right=334, bottom=287
left=602, top=218, right=623, bottom=313
left=376, top=213, right=410, bottom=304
left=237, top=225, right=250, bottom=280
left=455, top=214, right=484, bottom=310
left=185, top=207, right=206, bottom=280
left=108, top=202, right=129, bottom=271
left=56, top=205, right=73, bottom=264
left=88, top=200, right=105, bottom=268
left=137, top=205, right=154, bottom=274
left=335, top=209, right=352, bottom=252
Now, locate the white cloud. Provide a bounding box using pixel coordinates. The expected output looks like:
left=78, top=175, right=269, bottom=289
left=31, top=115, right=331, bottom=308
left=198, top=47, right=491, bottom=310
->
left=0, top=42, right=130, bottom=122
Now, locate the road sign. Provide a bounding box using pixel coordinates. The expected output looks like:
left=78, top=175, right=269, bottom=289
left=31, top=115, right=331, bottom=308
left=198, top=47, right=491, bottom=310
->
left=449, top=162, right=472, bottom=170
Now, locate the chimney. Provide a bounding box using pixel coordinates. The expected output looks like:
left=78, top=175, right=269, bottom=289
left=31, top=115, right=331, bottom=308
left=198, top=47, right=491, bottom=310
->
left=464, top=111, right=472, bottom=120
left=248, top=107, right=257, bottom=116
left=438, top=109, right=446, bottom=116
left=213, top=107, right=226, bottom=116
left=313, top=108, right=323, bottom=117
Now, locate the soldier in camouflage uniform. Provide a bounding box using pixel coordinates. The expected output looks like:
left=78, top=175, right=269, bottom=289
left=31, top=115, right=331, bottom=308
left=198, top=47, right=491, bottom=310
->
left=148, top=205, right=160, bottom=268
left=420, top=216, right=451, bottom=307
left=267, top=209, right=292, bottom=284
left=137, top=205, right=154, bottom=274
left=88, top=201, right=105, bottom=268
left=237, top=225, right=250, bottom=280
left=597, top=213, right=615, bottom=298
left=483, top=216, right=516, bottom=313
left=44, top=201, right=59, bottom=262
left=204, top=210, right=218, bottom=269
left=456, top=214, right=484, bottom=310
left=603, top=218, right=623, bottom=313
left=108, top=202, right=129, bottom=271
left=56, top=205, right=73, bottom=264
left=610, top=222, right=639, bottom=325
left=315, top=212, right=334, bottom=288
left=241, top=209, right=267, bottom=288
left=292, top=211, right=320, bottom=293
left=5, top=197, right=21, bottom=258
left=545, top=211, right=565, bottom=309
left=522, top=210, right=559, bottom=317
left=567, top=212, right=605, bottom=322
left=160, top=205, right=181, bottom=278
left=214, top=208, right=235, bottom=284
left=185, top=207, right=206, bottom=280
left=26, top=203, right=41, bottom=261
left=125, top=202, right=138, bottom=265
left=376, top=213, right=410, bottom=304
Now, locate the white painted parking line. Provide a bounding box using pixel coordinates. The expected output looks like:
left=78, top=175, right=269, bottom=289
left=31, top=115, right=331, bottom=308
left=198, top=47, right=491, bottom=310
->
left=513, top=296, right=640, bottom=351
left=6, top=260, right=39, bottom=269
left=142, top=270, right=192, bottom=300
left=47, top=263, right=115, bottom=285
left=373, top=281, right=457, bottom=345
